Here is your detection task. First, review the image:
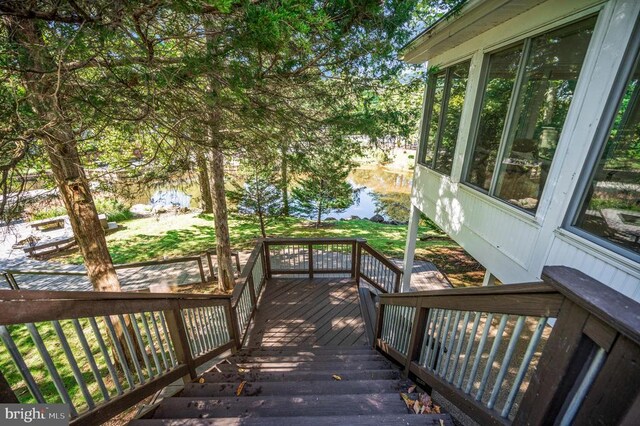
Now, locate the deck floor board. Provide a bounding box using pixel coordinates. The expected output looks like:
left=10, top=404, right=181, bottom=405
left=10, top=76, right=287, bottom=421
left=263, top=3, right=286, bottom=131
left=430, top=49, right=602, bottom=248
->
left=246, top=278, right=368, bottom=347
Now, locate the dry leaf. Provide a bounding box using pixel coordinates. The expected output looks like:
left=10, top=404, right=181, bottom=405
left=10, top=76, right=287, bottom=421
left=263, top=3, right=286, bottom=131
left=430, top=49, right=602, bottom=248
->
left=413, top=400, right=421, bottom=414
left=419, top=393, right=432, bottom=406
left=407, top=385, right=416, bottom=393
left=433, top=405, right=441, bottom=414
left=236, top=380, right=246, bottom=396
left=332, top=374, right=342, bottom=381
left=198, top=377, right=205, bottom=384
left=439, top=420, right=445, bottom=426
left=238, top=368, right=248, bottom=373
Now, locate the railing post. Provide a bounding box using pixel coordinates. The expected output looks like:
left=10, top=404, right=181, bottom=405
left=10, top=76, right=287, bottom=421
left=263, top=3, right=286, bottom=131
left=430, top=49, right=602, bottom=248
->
left=260, top=243, right=267, bottom=281
left=264, top=241, right=272, bottom=279
left=0, top=369, right=18, bottom=403
left=206, top=250, right=215, bottom=281
left=234, top=251, right=241, bottom=273
left=404, top=303, right=429, bottom=377
left=395, top=271, right=402, bottom=293
left=308, top=243, right=314, bottom=279
left=196, top=257, right=206, bottom=284
left=374, top=302, right=385, bottom=349
left=355, top=242, right=362, bottom=286
left=225, top=301, right=242, bottom=351
left=164, top=303, right=196, bottom=383
left=350, top=241, right=357, bottom=278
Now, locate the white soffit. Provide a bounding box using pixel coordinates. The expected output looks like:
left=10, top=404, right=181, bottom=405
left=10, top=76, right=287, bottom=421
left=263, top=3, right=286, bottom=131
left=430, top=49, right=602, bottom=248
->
left=401, top=0, right=549, bottom=64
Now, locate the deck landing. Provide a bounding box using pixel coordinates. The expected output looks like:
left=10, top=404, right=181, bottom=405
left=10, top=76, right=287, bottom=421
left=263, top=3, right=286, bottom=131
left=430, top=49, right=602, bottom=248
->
left=246, top=278, right=368, bottom=348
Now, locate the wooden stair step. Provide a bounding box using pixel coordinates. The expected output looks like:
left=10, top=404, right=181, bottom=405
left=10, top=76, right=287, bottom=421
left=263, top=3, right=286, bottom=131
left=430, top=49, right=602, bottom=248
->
left=216, top=360, right=392, bottom=372
left=228, top=353, right=383, bottom=363
left=182, top=379, right=408, bottom=397
left=132, top=413, right=454, bottom=425
left=199, top=369, right=402, bottom=383
left=151, top=393, right=410, bottom=418
left=238, top=346, right=373, bottom=356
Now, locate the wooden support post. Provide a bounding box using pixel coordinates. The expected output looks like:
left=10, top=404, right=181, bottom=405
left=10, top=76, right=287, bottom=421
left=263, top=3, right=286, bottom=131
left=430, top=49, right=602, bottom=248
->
left=164, top=305, right=196, bottom=383
left=394, top=272, right=402, bottom=293
left=374, top=302, right=385, bottom=349
left=350, top=241, right=357, bottom=278
left=224, top=302, right=241, bottom=352
left=196, top=258, right=206, bottom=284
left=234, top=252, right=241, bottom=273
left=355, top=242, right=362, bottom=286
left=206, top=250, right=215, bottom=281
left=405, top=304, right=429, bottom=377
left=0, top=369, right=18, bottom=403
left=308, top=243, right=314, bottom=279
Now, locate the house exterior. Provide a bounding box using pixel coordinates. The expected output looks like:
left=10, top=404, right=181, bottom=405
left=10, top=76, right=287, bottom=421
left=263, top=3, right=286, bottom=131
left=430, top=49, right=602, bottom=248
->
left=401, top=0, right=640, bottom=300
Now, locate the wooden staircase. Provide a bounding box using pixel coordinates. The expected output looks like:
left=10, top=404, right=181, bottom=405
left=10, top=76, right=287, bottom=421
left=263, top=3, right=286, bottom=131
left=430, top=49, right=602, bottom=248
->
left=131, top=346, right=453, bottom=425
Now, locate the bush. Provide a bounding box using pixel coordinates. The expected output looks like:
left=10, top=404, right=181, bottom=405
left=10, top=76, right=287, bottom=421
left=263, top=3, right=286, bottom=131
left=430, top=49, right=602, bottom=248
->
left=94, top=198, right=133, bottom=222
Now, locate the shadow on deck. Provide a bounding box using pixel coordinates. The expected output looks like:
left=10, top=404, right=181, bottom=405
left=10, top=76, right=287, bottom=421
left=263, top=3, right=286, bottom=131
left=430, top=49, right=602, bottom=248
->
left=246, top=278, right=369, bottom=348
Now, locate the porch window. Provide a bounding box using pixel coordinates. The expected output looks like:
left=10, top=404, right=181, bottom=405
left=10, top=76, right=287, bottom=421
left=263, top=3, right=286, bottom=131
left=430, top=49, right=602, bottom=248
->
left=464, top=17, right=597, bottom=212
left=420, top=60, right=470, bottom=175
left=572, top=51, right=640, bottom=257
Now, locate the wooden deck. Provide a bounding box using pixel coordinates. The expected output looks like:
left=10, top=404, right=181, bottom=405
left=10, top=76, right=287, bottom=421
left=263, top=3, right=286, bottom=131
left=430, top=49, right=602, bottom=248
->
left=246, top=277, right=369, bottom=348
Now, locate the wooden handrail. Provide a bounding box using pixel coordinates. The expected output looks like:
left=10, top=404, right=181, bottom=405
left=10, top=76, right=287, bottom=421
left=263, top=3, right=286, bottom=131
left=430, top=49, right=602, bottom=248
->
left=374, top=267, right=640, bottom=425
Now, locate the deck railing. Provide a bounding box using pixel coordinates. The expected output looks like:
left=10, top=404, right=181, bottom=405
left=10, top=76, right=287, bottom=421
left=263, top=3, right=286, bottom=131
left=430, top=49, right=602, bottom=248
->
left=2, top=250, right=242, bottom=290
left=263, top=237, right=401, bottom=293
left=375, top=266, right=640, bottom=425
left=0, top=237, right=397, bottom=425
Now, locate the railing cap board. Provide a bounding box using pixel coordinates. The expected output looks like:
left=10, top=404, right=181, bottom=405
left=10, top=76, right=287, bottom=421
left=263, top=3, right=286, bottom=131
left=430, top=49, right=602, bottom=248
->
left=0, top=288, right=232, bottom=302
left=379, top=281, right=553, bottom=300
left=264, top=237, right=366, bottom=244
left=543, top=266, right=640, bottom=346
left=360, top=242, right=403, bottom=274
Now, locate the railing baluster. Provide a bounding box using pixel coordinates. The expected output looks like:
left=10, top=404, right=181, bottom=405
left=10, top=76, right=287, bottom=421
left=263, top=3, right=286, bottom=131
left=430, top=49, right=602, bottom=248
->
left=129, top=313, right=153, bottom=377
left=72, top=319, right=110, bottom=402
left=141, top=313, right=162, bottom=374
left=457, top=311, right=481, bottom=389
left=501, top=317, right=547, bottom=418
left=103, top=316, right=135, bottom=389
left=26, top=323, right=78, bottom=416
left=428, top=309, right=446, bottom=369
left=442, top=310, right=462, bottom=378
left=488, top=315, right=525, bottom=409
left=476, top=314, right=509, bottom=401
left=465, top=313, right=494, bottom=394
left=116, top=315, right=145, bottom=384
left=149, top=312, right=169, bottom=371
left=52, top=320, right=96, bottom=409
left=422, top=308, right=439, bottom=368
left=436, top=310, right=452, bottom=372
left=419, top=308, right=434, bottom=366
left=158, top=312, right=178, bottom=368
left=196, top=307, right=211, bottom=352
left=0, top=325, right=45, bottom=403
left=449, top=311, right=471, bottom=383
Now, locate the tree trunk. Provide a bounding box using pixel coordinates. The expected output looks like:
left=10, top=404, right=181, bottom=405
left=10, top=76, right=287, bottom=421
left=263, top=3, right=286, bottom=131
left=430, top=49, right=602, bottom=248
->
left=196, top=150, right=213, bottom=213
left=280, top=143, right=289, bottom=216
left=207, top=146, right=235, bottom=291
left=10, top=16, right=121, bottom=293
left=258, top=211, right=266, bottom=239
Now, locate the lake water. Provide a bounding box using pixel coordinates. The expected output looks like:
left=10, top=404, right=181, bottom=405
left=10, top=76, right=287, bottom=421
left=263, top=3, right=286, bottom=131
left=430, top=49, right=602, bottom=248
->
left=129, top=167, right=413, bottom=222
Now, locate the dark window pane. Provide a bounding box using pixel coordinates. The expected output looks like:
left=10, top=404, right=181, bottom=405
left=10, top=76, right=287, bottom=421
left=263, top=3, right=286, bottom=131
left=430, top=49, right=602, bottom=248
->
left=495, top=17, right=596, bottom=212
left=466, top=45, right=523, bottom=191
left=421, top=73, right=446, bottom=166
left=574, top=54, right=640, bottom=255
left=433, top=61, right=470, bottom=175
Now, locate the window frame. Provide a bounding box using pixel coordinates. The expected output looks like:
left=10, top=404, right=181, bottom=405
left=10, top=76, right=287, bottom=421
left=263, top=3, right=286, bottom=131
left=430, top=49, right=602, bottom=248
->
left=418, top=60, right=471, bottom=176
left=461, top=15, right=598, bottom=215
left=564, top=21, right=640, bottom=264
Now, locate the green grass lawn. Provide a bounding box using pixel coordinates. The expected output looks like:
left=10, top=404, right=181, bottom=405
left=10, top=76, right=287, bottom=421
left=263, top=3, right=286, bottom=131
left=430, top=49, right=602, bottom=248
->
left=59, top=212, right=483, bottom=286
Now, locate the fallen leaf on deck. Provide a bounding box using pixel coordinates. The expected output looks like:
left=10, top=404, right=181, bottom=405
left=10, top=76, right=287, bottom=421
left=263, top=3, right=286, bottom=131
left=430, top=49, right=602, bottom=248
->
left=332, top=374, right=342, bottom=381
left=407, top=385, right=416, bottom=393
left=236, top=380, right=246, bottom=396
left=198, top=378, right=205, bottom=384
left=439, top=420, right=445, bottom=426
left=238, top=368, right=248, bottom=373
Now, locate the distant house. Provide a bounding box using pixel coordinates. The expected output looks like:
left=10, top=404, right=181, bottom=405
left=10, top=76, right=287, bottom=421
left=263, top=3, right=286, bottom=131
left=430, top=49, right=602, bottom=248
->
left=401, top=0, right=640, bottom=299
